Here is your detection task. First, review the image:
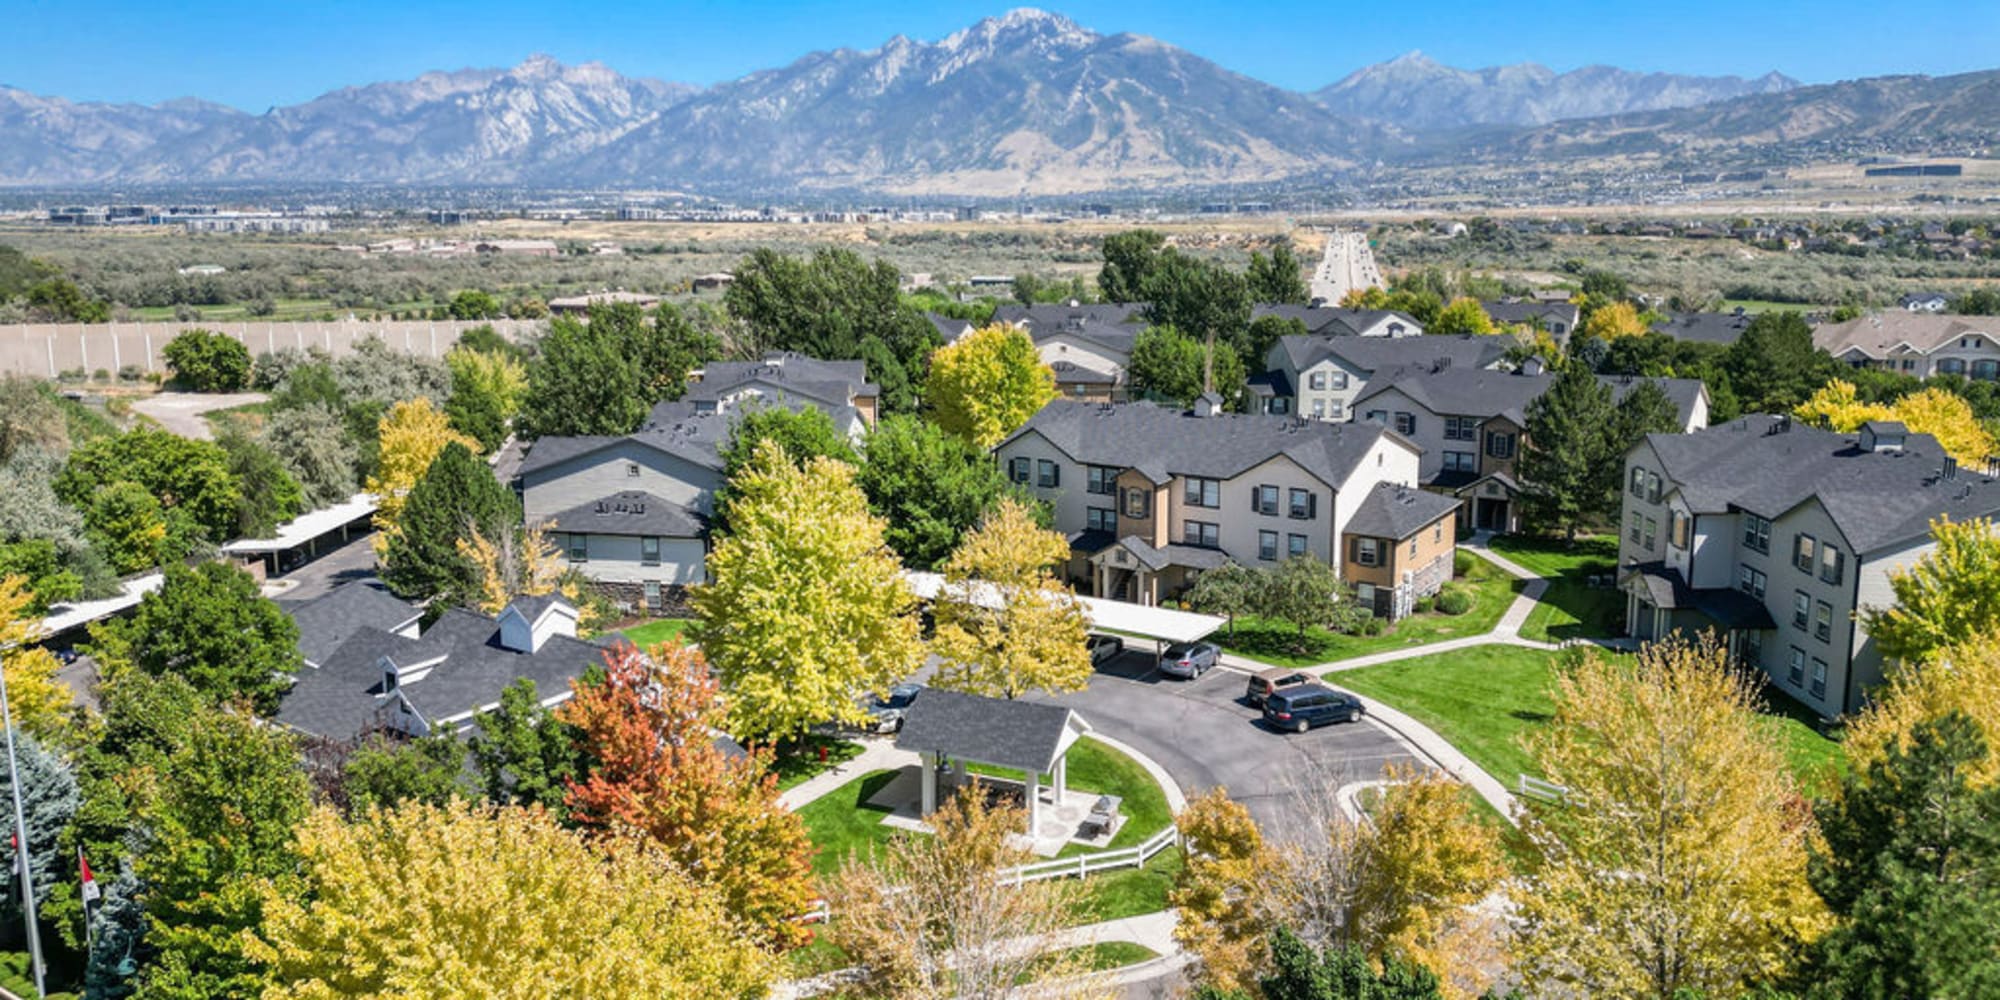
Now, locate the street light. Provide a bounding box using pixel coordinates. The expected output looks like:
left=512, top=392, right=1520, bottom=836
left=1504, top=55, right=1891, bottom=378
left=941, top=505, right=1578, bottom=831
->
left=0, top=640, right=46, bottom=998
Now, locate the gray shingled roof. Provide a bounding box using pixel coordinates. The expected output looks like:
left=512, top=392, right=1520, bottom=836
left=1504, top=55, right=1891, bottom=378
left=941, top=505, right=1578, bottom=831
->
left=1652, top=311, right=1758, bottom=345
left=990, top=303, right=1145, bottom=353
left=1115, top=535, right=1232, bottom=572
left=1252, top=305, right=1422, bottom=338
left=1049, top=360, right=1119, bottom=384
left=1644, top=415, right=2000, bottom=553
left=541, top=490, right=708, bottom=539
left=1343, top=483, right=1461, bottom=540
left=1620, top=562, right=1777, bottom=630
left=1481, top=300, right=1579, bottom=329
left=1355, top=369, right=1706, bottom=426
left=284, top=584, right=418, bottom=668
left=1003, top=400, right=1394, bottom=492
left=517, top=397, right=856, bottom=479
left=1271, top=334, right=1507, bottom=379
left=895, top=688, right=1087, bottom=774
left=685, top=353, right=877, bottom=406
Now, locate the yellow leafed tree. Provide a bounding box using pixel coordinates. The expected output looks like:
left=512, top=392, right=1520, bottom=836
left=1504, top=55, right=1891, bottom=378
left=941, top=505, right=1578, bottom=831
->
left=1580, top=300, right=1650, bottom=340
left=456, top=520, right=574, bottom=615
left=1846, top=628, right=2000, bottom=787
left=929, top=497, right=1092, bottom=699
left=1892, top=387, right=1997, bottom=467
left=0, top=575, right=76, bottom=743
left=366, top=398, right=478, bottom=555
left=924, top=324, right=1056, bottom=450
left=1512, top=635, right=1827, bottom=998
left=1354, top=767, right=1510, bottom=1000
left=1170, top=789, right=1277, bottom=996
left=1861, top=516, right=2000, bottom=666
left=247, top=801, right=778, bottom=1000
left=1793, top=379, right=1894, bottom=432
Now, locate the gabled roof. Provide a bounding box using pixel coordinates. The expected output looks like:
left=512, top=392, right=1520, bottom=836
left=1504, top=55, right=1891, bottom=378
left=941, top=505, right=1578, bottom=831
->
left=685, top=353, right=876, bottom=407
left=1253, top=305, right=1423, bottom=338
left=1343, top=482, right=1461, bottom=540
left=1642, top=415, right=2000, bottom=553
left=541, top=490, right=708, bottom=539
left=283, top=584, right=419, bottom=668
left=1814, top=313, right=1995, bottom=360
left=1652, top=311, right=1758, bottom=345
left=517, top=397, right=857, bottom=479
left=1271, top=334, right=1508, bottom=379
left=989, top=303, right=1145, bottom=353
left=1355, top=369, right=1706, bottom=427
left=1001, top=400, right=1398, bottom=493
left=1481, top=300, right=1580, bottom=327
left=1110, top=535, right=1232, bottom=572
left=895, top=688, right=1089, bottom=775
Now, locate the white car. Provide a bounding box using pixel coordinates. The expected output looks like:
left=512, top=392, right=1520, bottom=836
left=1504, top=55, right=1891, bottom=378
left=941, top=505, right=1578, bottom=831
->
left=1087, top=634, right=1125, bottom=666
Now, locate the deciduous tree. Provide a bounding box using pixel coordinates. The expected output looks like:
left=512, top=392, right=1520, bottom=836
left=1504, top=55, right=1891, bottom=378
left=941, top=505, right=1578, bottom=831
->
left=563, top=641, right=815, bottom=948
left=0, top=576, right=77, bottom=742
left=58, top=427, right=241, bottom=545
left=468, top=677, right=580, bottom=811
left=1129, top=324, right=1246, bottom=407
left=1428, top=297, right=1496, bottom=336
left=1862, top=516, right=2000, bottom=666
left=1578, top=300, right=1649, bottom=340
left=1185, top=561, right=1261, bottom=637
left=161, top=329, right=252, bottom=392
left=516, top=313, right=649, bottom=439
left=924, top=324, right=1056, bottom=449
left=854, top=414, right=1019, bottom=570
left=1891, top=386, right=1998, bottom=467
left=1247, top=242, right=1310, bottom=306
left=247, top=801, right=777, bottom=1000
left=261, top=402, right=358, bottom=507
left=88, top=561, right=299, bottom=714
left=1098, top=229, right=1167, bottom=304
left=1352, top=768, right=1508, bottom=999
left=217, top=429, right=305, bottom=538
left=1511, top=636, right=1826, bottom=998
left=724, top=248, right=938, bottom=413
left=929, top=498, right=1091, bottom=699
left=339, top=731, right=467, bottom=814
left=443, top=345, right=527, bottom=452
left=366, top=397, right=479, bottom=556
left=692, top=440, right=925, bottom=742
left=1173, top=789, right=1278, bottom=996
left=1143, top=251, right=1253, bottom=353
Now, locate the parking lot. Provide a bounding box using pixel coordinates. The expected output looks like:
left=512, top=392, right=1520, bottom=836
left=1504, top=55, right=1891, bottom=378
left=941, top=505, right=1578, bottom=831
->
left=1029, top=646, right=1423, bottom=843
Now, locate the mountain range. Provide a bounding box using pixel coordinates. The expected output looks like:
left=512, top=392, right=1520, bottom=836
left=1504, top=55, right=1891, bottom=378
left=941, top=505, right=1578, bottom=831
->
left=0, top=8, right=1989, bottom=195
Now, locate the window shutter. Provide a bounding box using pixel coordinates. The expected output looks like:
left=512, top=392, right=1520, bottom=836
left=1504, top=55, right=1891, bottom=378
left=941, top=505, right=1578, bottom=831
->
left=1309, top=493, right=1318, bottom=519
left=1050, top=464, right=1060, bottom=487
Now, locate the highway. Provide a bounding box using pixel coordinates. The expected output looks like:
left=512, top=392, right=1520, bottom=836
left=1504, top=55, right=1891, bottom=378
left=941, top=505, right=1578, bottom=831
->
left=1309, top=229, right=1385, bottom=306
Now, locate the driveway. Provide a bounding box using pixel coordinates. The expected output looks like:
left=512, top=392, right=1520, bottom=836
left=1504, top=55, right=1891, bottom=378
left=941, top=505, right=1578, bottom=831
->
left=269, top=530, right=381, bottom=604
left=1028, top=650, right=1421, bottom=844
left=129, top=391, right=266, bottom=440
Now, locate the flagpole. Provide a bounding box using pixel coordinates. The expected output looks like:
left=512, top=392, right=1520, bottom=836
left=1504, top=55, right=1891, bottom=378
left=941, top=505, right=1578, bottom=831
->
left=0, top=647, right=47, bottom=999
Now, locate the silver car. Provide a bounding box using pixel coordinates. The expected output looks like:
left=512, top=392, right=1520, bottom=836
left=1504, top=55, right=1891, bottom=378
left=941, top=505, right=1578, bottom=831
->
left=1159, top=641, right=1221, bottom=679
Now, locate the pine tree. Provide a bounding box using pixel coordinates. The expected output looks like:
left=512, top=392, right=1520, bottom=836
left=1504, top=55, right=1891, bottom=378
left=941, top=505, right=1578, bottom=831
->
left=380, top=442, right=518, bottom=603
left=1516, top=364, right=1617, bottom=540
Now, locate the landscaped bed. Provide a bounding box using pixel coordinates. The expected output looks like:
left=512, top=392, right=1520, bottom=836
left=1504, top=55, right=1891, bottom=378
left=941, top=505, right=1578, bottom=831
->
left=1217, top=555, right=1521, bottom=668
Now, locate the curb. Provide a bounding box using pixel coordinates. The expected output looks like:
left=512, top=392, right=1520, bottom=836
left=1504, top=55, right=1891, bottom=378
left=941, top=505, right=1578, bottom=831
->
left=1086, top=731, right=1188, bottom=814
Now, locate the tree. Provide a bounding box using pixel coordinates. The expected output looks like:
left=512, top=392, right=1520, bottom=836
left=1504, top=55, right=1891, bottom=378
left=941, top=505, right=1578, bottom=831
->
left=1511, top=636, right=1825, bottom=998
left=261, top=402, right=358, bottom=507
left=823, top=782, right=1093, bottom=999
left=2, top=576, right=80, bottom=744
left=929, top=498, right=1092, bottom=700
left=1793, top=378, right=1893, bottom=431
left=1351, top=768, right=1507, bottom=999
left=691, top=440, right=925, bottom=742
left=1261, top=556, right=1344, bottom=640
left=1129, top=324, right=1246, bottom=407
left=637, top=302, right=722, bottom=401
left=1808, top=711, right=2000, bottom=998
left=1611, top=378, right=1683, bottom=458
left=1173, top=789, right=1279, bottom=996
left=718, top=404, right=858, bottom=480
left=88, top=561, right=299, bottom=714
left=0, top=375, right=69, bottom=462
left=161, top=329, right=252, bottom=392
left=216, top=430, right=305, bottom=538
left=1213, top=928, right=1445, bottom=1000
left=443, top=345, right=527, bottom=452
left=0, top=447, right=114, bottom=603
left=1862, top=516, right=2000, bottom=665
left=136, top=711, right=309, bottom=1000
left=1098, top=229, right=1168, bottom=304
left=456, top=520, right=573, bottom=616
left=1721, top=311, right=1837, bottom=414
left=0, top=538, right=81, bottom=616
left=1246, top=315, right=1309, bottom=369
left=562, top=641, right=815, bottom=949
left=1578, top=300, right=1649, bottom=340
left=339, top=731, right=467, bottom=814
left=1516, top=364, right=1617, bottom=540
left=1186, top=561, right=1261, bottom=637
left=516, top=313, right=649, bottom=439
left=1143, top=251, right=1254, bottom=352
left=248, top=801, right=778, bottom=999
left=1248, top=243, right=1310, bottom=305
left=469, top=678, right=580, bottom=811
left=0, top=729, right=80, bottom=922
left=58, top=427, right=241, bottom=544
left=84, top=480, right=176, bottom=573
left=724, top=248, right=939, bottom=413
left=26, top=277, right=110, bottom=323
left=1428, top=298, right=1495, bottom=336
left=380, top=442, right=519, bottom=603
left=854, top=414, right=1018, bottom=570
left=924, top=324, right=1056, bottom=450
left=365, top=397, right=479, bottom=555
left=1891, top=386, right=1999, bottom=467
left=1844, top=630, right=2000, bottom=791
left=446, top=289, right=501, bottom=320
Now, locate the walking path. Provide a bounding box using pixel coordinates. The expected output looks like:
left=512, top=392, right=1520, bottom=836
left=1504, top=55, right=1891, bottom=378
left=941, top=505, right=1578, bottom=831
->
left=778, top=739, right=919, bottom=811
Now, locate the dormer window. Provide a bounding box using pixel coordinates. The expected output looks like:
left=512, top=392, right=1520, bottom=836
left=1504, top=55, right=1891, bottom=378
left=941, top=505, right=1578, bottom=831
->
left=382, top=664, right=399, bottom=693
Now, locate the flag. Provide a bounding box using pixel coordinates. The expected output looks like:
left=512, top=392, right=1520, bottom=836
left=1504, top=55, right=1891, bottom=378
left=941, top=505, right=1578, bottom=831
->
left=79, top=849, right=99, bottom=905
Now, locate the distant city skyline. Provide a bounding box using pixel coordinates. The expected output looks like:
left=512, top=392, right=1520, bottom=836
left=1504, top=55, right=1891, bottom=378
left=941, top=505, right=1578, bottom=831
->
left=2, top=0, right=1993, bottom=111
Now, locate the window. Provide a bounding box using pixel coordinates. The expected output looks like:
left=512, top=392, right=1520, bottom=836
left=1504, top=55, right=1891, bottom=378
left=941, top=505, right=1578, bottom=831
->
left=1444, top=416, right=1478, bottom=441
left=1258, top=530, right=1279, bottom=561
left=1289, top=488, right=1316, bottom=520
left=1354, top=537, right=1380, bottom=566
left=643, top=581, right=661, bottom=607
left=1788, top=647, right=1806, bottom=686
left=1270, top=398, right=1291, bottom=415
left=1811, top=658, right=1828, bottom=699
left=1122, top=488, right=1149, bottom=519
left=1409, top=536, right=1420, bottom=559
left=1328, top=371, right=1349, bottom=390
left=1309, top=372, right=1327, bottom=390
left=1008, top=457, right=1031, bottom=484
left=1670, top=510, right=1690, bottom=549
left=640, top=536, right=660, bottom=566
left=568, top=534, right=587, bottom=563
left=1253, top=484, right=1280, bottom=516
left=1820, top=546, right=1845, bottom=585
left=1183, top=520, right=1220, bottom=548
left=1629, top=511, right=1644, bottom=544
left=1086, top=465, right=1117, bottom=495
left=1365, top=409, right=1387, bottom=424
left=1738, top=565, right=1767, bottom=600
left=1815, top=601, right=1833, bottom=642
left=1036, top=460, right=1060, bottom=488
left=1629, top=467, right=1646, bottom=496
left=1326, top=402, right=1344, bottom=420
left=625, top=461, right=640, bottom=478
left=1792, top=591, right=1811, bottom=629
left=1355, top=582, right=1376, bottom=604
left=1628, top=468, right=1662, bottom=501
left=1642, top=517, right=1657, bottom=550
left=1646, top=472, right=1661, bottom=503
left=1312, top=400, right=1325, bottom=418
left=1087, top=507, right=1116, bottom=532
left=1288, top=534, right=1309, bottom=557
left=1443, top=451, right=1477, bottom=472
left=1741, top=630, right=1764, bottom=664
left=1393, top=412, right=1416, bottom=435
left=1485, top=431, right=1516, bottom=460
left=1793, top=534, right=1816, bottom=573
left=1433, top=523, right=1443, bottom=544
left=1941, top=358, right=1967, bottom=375
left=1184, top=477, right=1221, bottom=508
left=1743, top=514, right=1772, bottom=553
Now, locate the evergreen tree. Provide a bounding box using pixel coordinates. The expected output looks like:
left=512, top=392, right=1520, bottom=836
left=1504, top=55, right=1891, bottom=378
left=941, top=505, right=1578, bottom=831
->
left=380, top=442, right=518, bottom=604
left=1720, top=311, right=1838, bottom=415
left=469, top=678, right=581, bottom=812
left=0, top=729, right=80, bottom=920
left=1517, top=365, right=1617, bottom=540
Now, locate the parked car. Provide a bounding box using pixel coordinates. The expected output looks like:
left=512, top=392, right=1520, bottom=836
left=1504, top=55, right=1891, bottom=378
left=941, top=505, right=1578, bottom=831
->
left=1262, top=685, right=1365, bottom=733
left=1244, top=667, right=1312, bottom=707
left=862, top=682, right=923, bottom=733
left=1159, top=641, right=1221, bottom=679
left=1087, top=634, right=1125, bottom=666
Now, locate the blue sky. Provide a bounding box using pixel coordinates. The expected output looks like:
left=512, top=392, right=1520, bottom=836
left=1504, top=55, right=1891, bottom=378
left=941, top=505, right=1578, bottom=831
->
left=4, top=0, right=1994, bottom=109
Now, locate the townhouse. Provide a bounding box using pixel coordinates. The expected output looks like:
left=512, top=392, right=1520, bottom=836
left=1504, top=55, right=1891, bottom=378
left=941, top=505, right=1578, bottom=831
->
left=1352, top=364, right=1709, bottom=533
left=993, top=396, right=1457, bottom=618
left=1617, top=415, right=2000, bottom=718
left=932, top=301, right=1146, bottom=401
left=1252, top=333, right=1510, bottom=421
left=1481, top=299, right=1580, bottom=343
left=1250, top=305, right=1425, bottom=340
left=1814, top=312, right=2000, bottom=379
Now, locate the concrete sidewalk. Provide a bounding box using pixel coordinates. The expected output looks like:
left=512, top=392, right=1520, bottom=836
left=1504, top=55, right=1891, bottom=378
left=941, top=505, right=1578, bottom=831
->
left=778, top=738, right=921, bottom=811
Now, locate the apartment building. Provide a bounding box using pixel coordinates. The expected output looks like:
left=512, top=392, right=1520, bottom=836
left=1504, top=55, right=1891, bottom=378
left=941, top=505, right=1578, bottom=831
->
left=993, top=397, right=1455, bottom=617
left=1815, top=312, right=2000, bottom=379
left=1617, top=415, right=2000, bottom=718
left=1251, top=334, right=1510, bottom=420
left=932, top=302, right=1145, bottom=401
left=1251, top=305, right=1425, bottom=340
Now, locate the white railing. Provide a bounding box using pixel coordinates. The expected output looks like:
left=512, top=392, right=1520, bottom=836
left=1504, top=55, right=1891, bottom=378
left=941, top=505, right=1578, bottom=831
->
left=1517, top=774, right=1569, bottom=803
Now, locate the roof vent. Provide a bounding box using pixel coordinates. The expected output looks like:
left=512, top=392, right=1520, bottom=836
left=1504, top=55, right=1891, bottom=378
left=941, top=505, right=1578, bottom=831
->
left=1944, top=457, right=1959, bottom=480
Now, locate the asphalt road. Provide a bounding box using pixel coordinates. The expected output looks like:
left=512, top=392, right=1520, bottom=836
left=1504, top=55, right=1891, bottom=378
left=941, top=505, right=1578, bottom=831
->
left=1028, top=648, right=1420, bottom=844
left=269, top=529, right=381, bottom=603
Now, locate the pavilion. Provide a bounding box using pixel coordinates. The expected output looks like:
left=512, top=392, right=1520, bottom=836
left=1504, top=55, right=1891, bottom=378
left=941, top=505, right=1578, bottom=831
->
left=893, top=688, right=1094, bottom=839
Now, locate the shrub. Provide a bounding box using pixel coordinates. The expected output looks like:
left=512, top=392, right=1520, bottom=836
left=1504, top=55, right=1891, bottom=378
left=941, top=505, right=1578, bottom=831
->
left=1453, top=550, right=1476, bottom=576
left=1360, top=615, right=1388, bottom=635
left=1435, top=587, right=1473, bottom=616
left=1414, top=596, right=1437, bottom=615
left=162, top=329, right=252, bottom=392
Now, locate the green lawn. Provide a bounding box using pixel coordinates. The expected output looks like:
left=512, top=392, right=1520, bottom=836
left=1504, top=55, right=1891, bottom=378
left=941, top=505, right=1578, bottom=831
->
left=1219, top=557, right=1521, bottom=667
left=200, top=398, right=274, bottom=436
left=1488, top=535, right=1625, bottom=643
left=617, top=618, right=695, bottom=648
left=1044, top=941, right=1161, bottom=974
left=1071, top=847, right=1183, bottom=924
left=1758, top=687, right=1849, bottom=798
left=949, top=738, right=1173, bottom=856
left=797, top=769, right=904, bottom=875
left=771, top=734, right=866, bottom=792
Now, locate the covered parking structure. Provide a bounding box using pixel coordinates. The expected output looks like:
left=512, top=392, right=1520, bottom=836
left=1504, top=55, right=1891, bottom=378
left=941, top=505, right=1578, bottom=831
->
left=902, top=570, right=1226, bottom=661
left=220, top=493, right=377, bottom=577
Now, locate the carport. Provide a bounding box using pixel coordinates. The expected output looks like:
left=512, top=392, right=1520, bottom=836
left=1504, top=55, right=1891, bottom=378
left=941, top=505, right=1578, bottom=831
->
left=219, top=493, right=377, bottom=577
left=902, top=571, right=1226, bottom=662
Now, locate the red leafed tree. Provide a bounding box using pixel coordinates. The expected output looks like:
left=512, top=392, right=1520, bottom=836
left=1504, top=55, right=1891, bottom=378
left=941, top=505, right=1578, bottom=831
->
left=562, top=639, right=816, bottom=949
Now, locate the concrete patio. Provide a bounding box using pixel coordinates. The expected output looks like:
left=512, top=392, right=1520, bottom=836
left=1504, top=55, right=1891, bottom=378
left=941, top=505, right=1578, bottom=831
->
left=865, top=763, right=1120, bottom=856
